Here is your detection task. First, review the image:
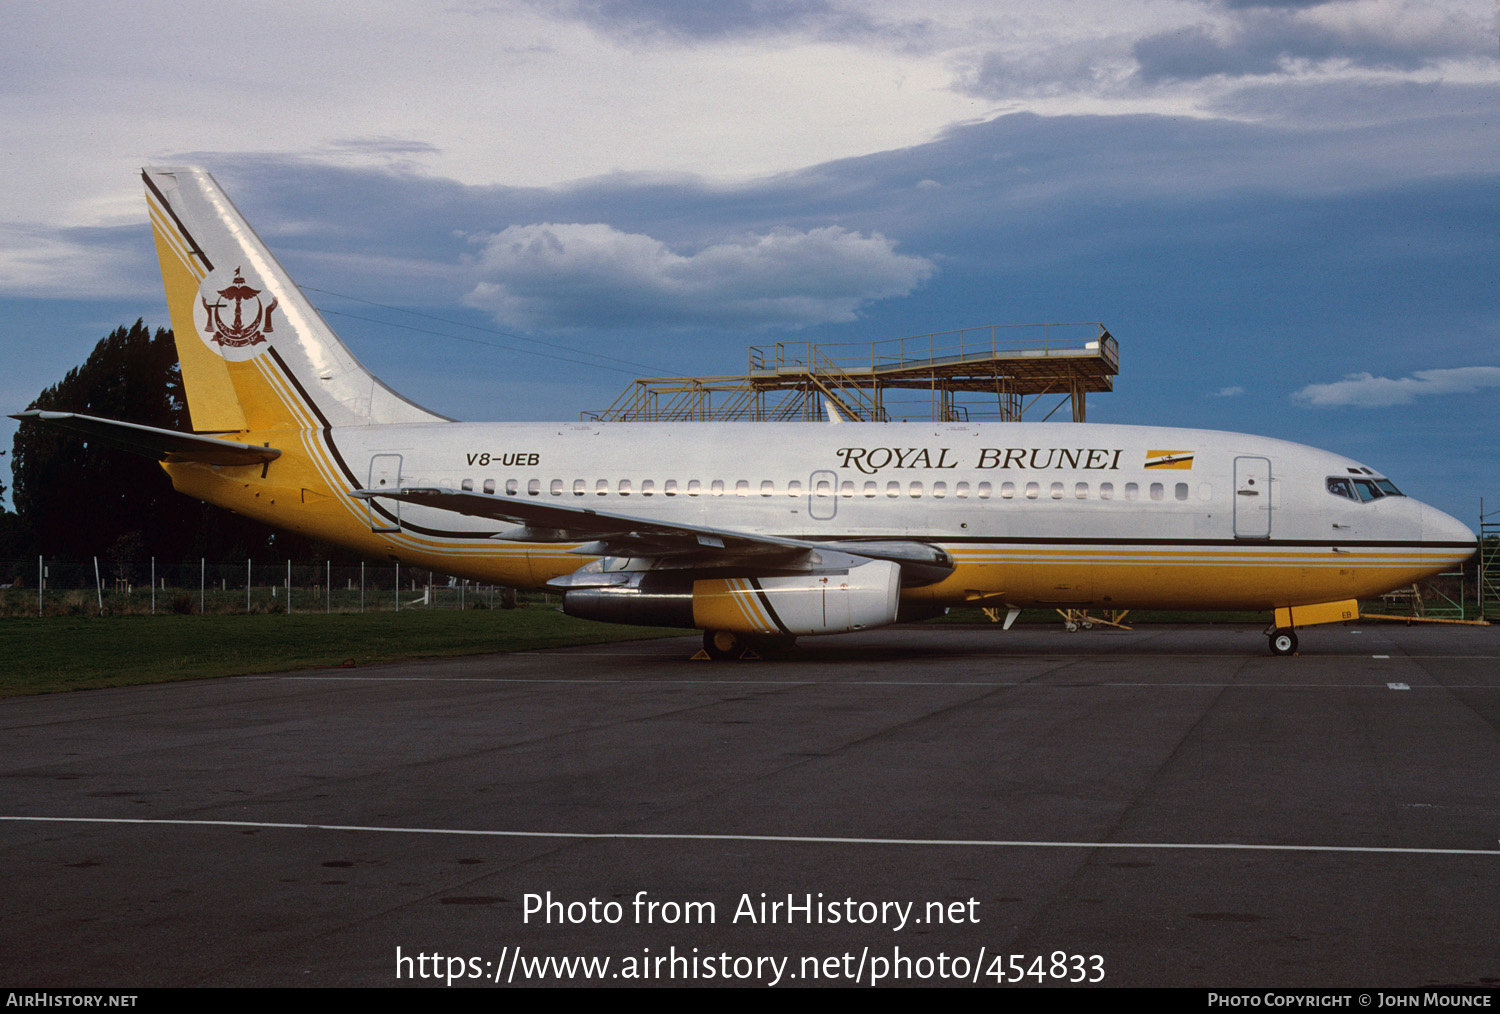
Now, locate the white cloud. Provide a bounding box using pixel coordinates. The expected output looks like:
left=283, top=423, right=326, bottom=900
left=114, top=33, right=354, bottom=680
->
left=464, top=222, right=934, bottom=330
left=1212, top=385, right=1245, bottom=397
left=1293, top=367, right=1500, bottom=407
left=0, top=225, right=154, bottom=299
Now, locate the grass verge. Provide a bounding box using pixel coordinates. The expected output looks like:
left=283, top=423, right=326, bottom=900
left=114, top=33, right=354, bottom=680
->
left=0, top=609, right=685, bottom=697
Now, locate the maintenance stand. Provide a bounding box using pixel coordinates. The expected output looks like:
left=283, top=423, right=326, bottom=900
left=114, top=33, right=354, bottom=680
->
left=584, top=322, right=1117, bottom=424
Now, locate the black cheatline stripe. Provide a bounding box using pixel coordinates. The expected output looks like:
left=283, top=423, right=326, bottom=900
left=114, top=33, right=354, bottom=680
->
left=747, top=578, right=794, bottom=636
left=265, top=352, right=481, bottom=541
left=141, top=170, right=213, bottom=273
left=812, top=535, right=1476, bottom=551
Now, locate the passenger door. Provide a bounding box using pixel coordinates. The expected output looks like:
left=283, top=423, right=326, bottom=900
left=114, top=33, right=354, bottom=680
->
left=1233, top=456, right=1271, bottom=538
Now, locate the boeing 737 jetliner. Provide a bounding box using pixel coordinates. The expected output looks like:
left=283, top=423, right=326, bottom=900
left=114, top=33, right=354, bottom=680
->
left=15, top=169, right=1477, bottom=657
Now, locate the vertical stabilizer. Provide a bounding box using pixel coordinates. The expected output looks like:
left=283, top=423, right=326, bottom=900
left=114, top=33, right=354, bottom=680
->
left=143, top=167, right=446, bottom=432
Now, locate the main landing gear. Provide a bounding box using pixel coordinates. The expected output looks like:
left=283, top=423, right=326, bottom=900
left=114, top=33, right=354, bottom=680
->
left=701, top=630, right=796, bottom=661
left=1267, top=627, right=1299, bottom=656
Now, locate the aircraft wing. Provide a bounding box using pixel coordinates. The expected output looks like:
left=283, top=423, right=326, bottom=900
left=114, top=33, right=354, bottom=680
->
left=12, top=411, right=281, bottom=466
left=351, top=486, right=953, bottom=584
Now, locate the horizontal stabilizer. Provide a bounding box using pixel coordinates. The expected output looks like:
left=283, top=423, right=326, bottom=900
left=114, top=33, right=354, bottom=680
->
left=11, top=411, right=281, bottom=466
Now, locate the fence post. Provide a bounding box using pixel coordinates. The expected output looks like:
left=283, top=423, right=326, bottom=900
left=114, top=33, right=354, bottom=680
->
left=200, top=558, right=205, bottom=614
left=286, top=560, right=291, bottom=615
left=394, top=562, right=399, bottom=612
left=38, top=555, right=43, bottom=617
left=94, top=556, right=103, bottom=615
left=247, top=558, right=252, bottom=613
left=151, top=557, right=156, bottom=615
left=360, top=561, right=365, bottom=614
left=326, top=560, right=331, bottom=614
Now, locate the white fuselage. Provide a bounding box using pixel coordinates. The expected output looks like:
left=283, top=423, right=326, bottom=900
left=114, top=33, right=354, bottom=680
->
left=284, top=418, right=1474, bottom=612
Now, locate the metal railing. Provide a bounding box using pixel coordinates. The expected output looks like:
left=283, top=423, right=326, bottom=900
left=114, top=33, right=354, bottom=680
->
left=750, top=323, right=1116, bottom=375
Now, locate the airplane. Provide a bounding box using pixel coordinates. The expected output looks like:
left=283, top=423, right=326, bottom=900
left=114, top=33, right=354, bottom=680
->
left=14, top=167, right=1478, bottom=658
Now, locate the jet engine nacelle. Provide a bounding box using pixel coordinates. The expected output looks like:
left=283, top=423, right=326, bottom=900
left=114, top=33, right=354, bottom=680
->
left=562, top=559, right=902, bottom=636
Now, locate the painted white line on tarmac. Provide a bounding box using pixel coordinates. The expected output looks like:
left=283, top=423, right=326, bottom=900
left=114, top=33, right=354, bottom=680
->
left=3, top=815, right=1497, bottom=857
left=248, top=674, right=1499, bottom=689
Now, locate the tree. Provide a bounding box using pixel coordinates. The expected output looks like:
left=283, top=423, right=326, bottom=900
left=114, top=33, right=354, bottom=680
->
left=10, top=321, right=324, bottom=564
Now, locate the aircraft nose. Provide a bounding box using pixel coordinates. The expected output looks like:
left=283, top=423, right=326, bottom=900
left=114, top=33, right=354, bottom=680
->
left=1421, top=503, right=1477, bottom=555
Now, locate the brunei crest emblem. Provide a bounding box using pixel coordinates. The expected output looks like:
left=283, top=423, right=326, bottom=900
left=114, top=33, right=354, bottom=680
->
left=200, top=266, right=277, bottom=350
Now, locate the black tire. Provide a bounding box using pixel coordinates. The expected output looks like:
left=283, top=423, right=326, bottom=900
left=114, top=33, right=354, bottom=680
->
left=703, top=629, right=743, bottom=661
left=1269, top=628, right=1298, bottom=656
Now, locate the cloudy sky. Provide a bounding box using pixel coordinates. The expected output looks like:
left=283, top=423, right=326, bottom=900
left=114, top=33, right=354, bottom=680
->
left=2, top=0, right=1495, bottom=520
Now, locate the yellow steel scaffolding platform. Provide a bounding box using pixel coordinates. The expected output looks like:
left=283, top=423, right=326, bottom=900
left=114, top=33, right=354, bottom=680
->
left=584, top=322, right=1118, bottom=423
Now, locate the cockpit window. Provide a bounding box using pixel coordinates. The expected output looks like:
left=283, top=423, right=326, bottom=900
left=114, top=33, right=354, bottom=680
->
left=1326, top=477, right=1356, bottom=501
left=1329, top=475, right=1404, bottom=502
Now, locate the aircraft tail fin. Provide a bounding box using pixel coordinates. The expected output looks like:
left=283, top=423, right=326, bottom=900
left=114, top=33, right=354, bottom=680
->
left=143, top=167, right=446, bottom=433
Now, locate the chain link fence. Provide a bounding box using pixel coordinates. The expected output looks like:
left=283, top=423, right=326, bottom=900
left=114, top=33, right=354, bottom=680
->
left=1, top=556, right=526, bottom=617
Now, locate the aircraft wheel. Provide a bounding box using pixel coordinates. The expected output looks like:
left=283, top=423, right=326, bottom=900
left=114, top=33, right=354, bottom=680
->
left=1065, top=621, right=1079, bottom=632
left=703, top=629, right=743, bottom=661
left=1269, top=628, right=1298, bottom=656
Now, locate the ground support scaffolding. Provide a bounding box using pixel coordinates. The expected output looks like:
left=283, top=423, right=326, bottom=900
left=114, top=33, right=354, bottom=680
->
left=584, top=323, right=1117, bottom=423
left=1480, top=499, right=1500, bottom=623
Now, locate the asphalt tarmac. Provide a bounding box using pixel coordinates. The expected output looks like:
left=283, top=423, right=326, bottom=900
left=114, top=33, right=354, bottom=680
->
left=2, top=622, right=1498, bottom=988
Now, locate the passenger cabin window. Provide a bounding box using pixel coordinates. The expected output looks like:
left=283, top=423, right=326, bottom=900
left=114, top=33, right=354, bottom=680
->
left=787, top=480, right=802, bottom=496
left=977, top=482, right=992, bottom=499
left=1001, top=482, right=1016, bottom=499
left=863, top=482, right=878, bottom=498
left=1050, top=482, right=1064, bottom=500
left=1149, top=482, right=1163, bottom=501
left=664, top=479, right=678, bottom=496
left=528, top=479, right=541, bottom=496
left=1175, top=482, right=1189, bottom=501
left=550, top=480, right=563, bottom=496
left=641, top=480, right=655, bottom=496
left=483, top=479, right=496, bottom=495
left=573, top=480, right=585, bottom=496
left=1124, top=482, right=1138, bottom=501
left=932, top=482, right=947, bottom=499
left=1075, top=482, right=1088, bottom=499
left=618, top=480, right=632, bottom=496
left=886, top=481, right=901, bottom=498
left=505, top=479, right=518, bottom=496
left=735, top=480, right=750, bottom=497
left=955, top=482, right=970, bottom=499
left=1099, top=482, right=1113, bottom=500
left=595, top=479, right=608, bottom=496
left=1024, top=482, right=1040, bottom=500
left=687, top=480, right=702, bottom=496
left=460, top=479, right=473, bottom=491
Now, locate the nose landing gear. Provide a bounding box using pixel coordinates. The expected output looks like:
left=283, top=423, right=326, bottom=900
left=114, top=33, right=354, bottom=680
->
left=1268, top=627, right=1299, bottom=656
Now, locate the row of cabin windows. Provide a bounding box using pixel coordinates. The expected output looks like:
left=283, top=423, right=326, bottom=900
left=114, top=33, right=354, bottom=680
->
left=455, top=477, right=1201, bottom=502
